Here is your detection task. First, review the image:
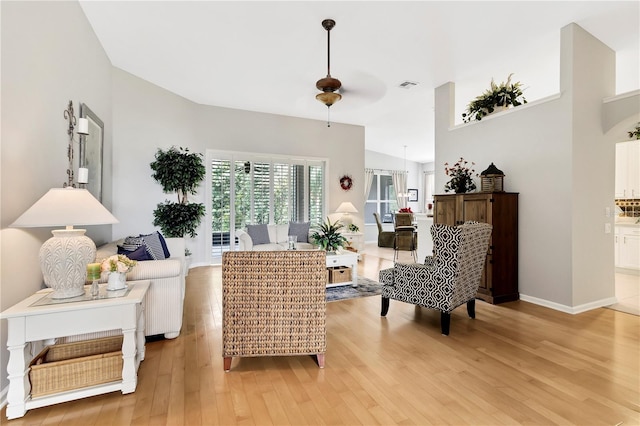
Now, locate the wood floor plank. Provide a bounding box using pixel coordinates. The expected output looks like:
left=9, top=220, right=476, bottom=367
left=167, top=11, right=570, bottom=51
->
left=2, top=247, right=638, bottom=425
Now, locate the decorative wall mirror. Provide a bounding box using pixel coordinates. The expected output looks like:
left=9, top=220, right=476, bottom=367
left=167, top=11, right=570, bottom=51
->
left=79, top=103, right=104, bottom=201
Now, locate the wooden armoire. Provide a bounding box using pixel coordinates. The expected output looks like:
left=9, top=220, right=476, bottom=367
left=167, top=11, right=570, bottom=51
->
left=433, top=192, right=518, bottom=304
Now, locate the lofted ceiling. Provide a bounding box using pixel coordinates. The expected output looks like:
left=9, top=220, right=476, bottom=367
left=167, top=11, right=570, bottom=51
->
left=79, top=1, right=639, bottom=163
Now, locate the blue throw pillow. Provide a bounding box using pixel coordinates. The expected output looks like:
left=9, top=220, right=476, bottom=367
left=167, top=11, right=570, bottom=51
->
left=118, top=244, right=153, bottom=261
left=140, top=231, right=168, bottom=260
left=246, top=224, right=270, bottom=245
left=288, top=222, right=310, bottom=243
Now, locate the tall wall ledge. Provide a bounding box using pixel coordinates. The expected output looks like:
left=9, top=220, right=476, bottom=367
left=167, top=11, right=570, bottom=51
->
left=602, top=89, right=640, bottom=133
left=450, top=93, right=562, bottom=130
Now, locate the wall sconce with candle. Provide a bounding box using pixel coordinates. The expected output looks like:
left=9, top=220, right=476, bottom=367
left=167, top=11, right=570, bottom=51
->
left=63, top=100, right=89, bottom=188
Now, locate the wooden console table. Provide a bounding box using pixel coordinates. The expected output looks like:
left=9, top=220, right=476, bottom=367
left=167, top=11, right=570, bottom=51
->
left=0, top=281, right=149, bottom=419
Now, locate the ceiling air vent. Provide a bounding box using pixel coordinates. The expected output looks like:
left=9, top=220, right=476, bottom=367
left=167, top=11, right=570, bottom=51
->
left=398, top=81, right=418, bottom=89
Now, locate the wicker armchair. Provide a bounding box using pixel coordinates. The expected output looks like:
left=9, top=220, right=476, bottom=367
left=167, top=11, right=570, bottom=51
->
left=222, top=250, right=327, bottom=371
left=379, top=222, right=492, bottom=335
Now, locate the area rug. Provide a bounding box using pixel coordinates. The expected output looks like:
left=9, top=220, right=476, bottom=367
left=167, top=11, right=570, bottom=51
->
left=326, top=277, right=382, bottom=302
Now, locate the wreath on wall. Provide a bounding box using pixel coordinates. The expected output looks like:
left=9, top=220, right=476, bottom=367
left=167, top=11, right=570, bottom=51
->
left=339, top=175, right=353, bottom=191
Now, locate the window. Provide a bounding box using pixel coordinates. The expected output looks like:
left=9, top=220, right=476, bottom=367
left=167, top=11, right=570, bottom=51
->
left=365, top=173, right=398, bottom=224
left=209, top=152, right=326, bottom=259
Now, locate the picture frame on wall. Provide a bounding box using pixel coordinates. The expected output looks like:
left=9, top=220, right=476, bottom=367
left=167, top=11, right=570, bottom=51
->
left=408, top=188, right=418, bottom=202
left=80, top=103, right=104, bottom=202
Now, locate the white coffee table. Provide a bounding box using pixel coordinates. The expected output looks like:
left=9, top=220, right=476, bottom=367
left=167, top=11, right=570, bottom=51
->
left=326, top=251, right=358, bottom=288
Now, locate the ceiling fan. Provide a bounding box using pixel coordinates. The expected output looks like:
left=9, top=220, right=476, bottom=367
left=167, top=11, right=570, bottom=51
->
left=316, top=19, right=341, bottom=127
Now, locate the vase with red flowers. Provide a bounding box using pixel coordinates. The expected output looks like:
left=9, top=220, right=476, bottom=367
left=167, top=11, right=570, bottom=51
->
left=444, top=157, right=477, bottom=194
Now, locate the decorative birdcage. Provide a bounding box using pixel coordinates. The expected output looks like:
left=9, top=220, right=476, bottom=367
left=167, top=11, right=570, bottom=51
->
left=480, top=163, right=504, bottom=192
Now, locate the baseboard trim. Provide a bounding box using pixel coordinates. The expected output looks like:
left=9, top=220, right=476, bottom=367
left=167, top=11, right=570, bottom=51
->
left=520, top=294, right=618, bottom=314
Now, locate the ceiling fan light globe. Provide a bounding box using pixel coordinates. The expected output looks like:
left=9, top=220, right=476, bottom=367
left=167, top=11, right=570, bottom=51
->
left=316, top=92, right=341, bottom=107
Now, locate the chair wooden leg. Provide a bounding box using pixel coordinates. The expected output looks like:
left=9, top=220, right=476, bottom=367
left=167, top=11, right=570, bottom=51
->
left=440, top=312, right=451, bottom=336
left=224, top=357, right=232, bottom=371
left=317, top=353, right=325, bottom=368
left=381, top=297, right=390, bottom=316
left=467, top=299, right=476, bottom=319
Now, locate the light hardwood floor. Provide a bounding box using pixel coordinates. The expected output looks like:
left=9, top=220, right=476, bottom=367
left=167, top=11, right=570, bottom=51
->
left=2, top=247, right=639, bottom=425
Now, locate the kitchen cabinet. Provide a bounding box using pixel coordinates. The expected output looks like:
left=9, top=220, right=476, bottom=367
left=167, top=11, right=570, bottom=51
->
left=433, top=192, right=518, bottom=304
left=616, top=225, right=640, bottom=270
left=615, top=141, right=640, bottom=199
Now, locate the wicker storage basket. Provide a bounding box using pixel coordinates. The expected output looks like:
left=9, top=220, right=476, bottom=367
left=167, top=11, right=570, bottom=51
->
left=329, top=266, right=352, bottom=283
left=29, top=335, right=123, bottom=397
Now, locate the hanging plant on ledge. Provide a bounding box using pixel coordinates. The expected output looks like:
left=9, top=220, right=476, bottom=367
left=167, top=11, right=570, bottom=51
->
left=628, top=122, right=640, bottom=140
left=462, top=73, right=527, bottom=123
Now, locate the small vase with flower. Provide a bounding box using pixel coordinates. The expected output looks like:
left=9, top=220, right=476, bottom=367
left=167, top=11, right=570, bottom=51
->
left=101, top=254, right=137, bottom=291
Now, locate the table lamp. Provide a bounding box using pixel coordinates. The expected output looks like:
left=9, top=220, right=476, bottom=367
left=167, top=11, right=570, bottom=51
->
left=336, top=201, right=358, bottom=228
left=10, top=187, right=119, bottom=299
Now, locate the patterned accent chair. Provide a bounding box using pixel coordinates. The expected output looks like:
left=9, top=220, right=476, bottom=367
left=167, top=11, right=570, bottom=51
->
left=379, top=222, right=492, bottom=335
left=222, top=250, right=327, bottom=371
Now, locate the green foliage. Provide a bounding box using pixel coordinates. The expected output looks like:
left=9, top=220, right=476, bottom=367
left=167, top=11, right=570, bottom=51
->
left=348, top=223, right=360, bottom=232
left=153, top=202, right=205, bottom=238
left=150, top=146, right=206, bottom=203
left=311, top=217, right=348, bottom=252
left=629, top=123, right=640, bottom=140
left=150, top=146, right=205, bottom=238
left=462, top=74, right=527, bottom=123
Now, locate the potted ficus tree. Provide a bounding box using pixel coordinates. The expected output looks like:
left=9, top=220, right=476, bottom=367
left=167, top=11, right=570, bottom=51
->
left=150, top=146, right=206, bottom=271
left=462, top=73, right=527, bottom=123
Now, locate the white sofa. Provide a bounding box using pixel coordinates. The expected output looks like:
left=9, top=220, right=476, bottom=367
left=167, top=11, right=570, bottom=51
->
left=236, top=224, right=316, bottom=251
left=93, top=237, right=187, bottom=339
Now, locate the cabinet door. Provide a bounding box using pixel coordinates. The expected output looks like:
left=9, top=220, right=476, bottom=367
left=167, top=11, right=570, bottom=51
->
left=614, top=233, right=620, bottom=267
left=461, top=195, right=491, bottom=224
left=615, top=143, right=628, bottom=198
left=620, top=230, right=640, bottom=270
left=627, top=141, right=640, bottom=198
left=434, top=196, right=457, bottom=226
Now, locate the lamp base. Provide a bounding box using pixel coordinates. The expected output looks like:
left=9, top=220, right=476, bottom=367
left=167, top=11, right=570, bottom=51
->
left=39, top=229, right=96, bottom=299
left=340, top=214, right=353, bottom=229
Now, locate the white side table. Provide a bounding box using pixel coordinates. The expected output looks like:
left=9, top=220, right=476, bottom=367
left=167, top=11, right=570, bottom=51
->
left=341, top=232, right=364, bottom=259
left=0, top=281, right=149, bottom=419
left=326, top=251, right=358, bottom=288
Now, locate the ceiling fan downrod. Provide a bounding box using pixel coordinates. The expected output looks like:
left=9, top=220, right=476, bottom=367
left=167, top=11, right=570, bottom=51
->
left=316, top=18, right=342, bottom=127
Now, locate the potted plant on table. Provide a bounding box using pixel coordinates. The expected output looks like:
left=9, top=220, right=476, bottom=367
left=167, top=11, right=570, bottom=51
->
left=462, top=73, right=527, bottom=123
left=444, top=157, right=477, bottom=194
left=311, top=217, right=348, bottom=252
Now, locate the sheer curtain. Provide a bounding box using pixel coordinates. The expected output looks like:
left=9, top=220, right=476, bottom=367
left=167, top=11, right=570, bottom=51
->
left=364, top=168, right=375, bottom=199
left=423, top=171, right=435, bottom=210
left=392, top=170, right=408, bottom=209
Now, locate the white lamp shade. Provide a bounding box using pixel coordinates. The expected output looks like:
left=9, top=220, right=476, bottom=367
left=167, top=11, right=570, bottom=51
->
left=11, top=188, right=118, bottom=299
left=335, top=201, right=358, bottom=214
left=11, top=187, right=118, bottom=228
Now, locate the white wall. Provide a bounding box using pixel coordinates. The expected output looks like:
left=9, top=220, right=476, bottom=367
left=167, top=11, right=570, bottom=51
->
left=111, top=69, right=365, bottom=266
left=434, top=23, right=631, bottom=312
left=1, top=1, right=113, bottom=395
